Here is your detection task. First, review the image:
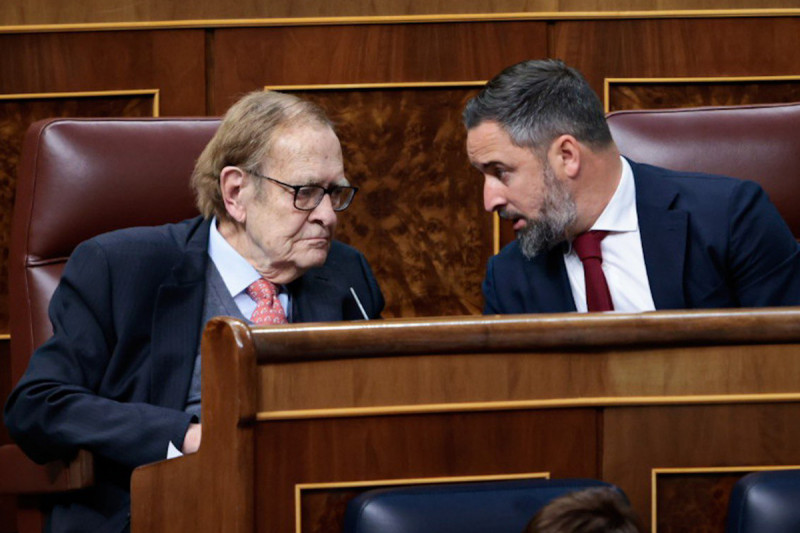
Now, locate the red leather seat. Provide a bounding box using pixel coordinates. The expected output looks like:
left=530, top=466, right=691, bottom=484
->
left=1, top=117, right=220, bottom=532
left=607, top=102, right=800, bottom=238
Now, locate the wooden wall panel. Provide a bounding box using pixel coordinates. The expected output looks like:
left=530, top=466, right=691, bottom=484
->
left=0, top=30, right=206, bottom=115
left=211, top=21, right=547, bottom=316
left=290, top=87, right=488, bottom=317
left=210, top=22, right=547, bottom=113
left=256, top=409, right=600, bottom=533
left=3, top=1, right=800, bottom=27
left=552, top=17, right=800, bottom=99
left=603, top=403, right=800, bottom=531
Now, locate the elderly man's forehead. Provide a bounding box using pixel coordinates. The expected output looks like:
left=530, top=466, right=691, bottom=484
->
left=268, top=122, right=339, bottom=155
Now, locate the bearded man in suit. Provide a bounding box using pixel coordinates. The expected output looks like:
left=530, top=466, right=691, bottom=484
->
left=464, top=59, right=800, bottom=314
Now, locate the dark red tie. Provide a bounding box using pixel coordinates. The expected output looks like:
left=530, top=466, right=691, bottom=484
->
left=572, top=231, right=614, bottom=312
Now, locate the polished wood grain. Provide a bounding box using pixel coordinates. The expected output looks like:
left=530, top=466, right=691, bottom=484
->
left=2, top=0, right=800, bottom=26
left=251, top=308, right=800, bottom=361
left=604, top=404, right=800, bottom=530
left=552, top=17, right=800, bottom=98
left=131, top=319, right=257, bottom=533
left=130, top=313, right=800, bottom=533
left=210, top=21, right=546, bottom=112
left=608, top=79, right=800, bottom=112
left=257, top=410, right=599, bottom=533
left=0, top=30, right=205, bottom=114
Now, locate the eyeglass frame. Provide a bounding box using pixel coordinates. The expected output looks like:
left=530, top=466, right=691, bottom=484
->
left=246, top=169, right=358, bottom=212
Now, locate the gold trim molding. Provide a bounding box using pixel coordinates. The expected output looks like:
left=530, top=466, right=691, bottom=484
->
left=294, top=471, right=550, bottom=533
left=2, top=9, right=800, bottom=34
left=603, top=75, right=800, bottom=113
left=0, top=89, right=161, bottom=117
left=650, top=465, right=800, bottom=533
left=267, top=81, right=487, bottom=91
left=258, top=392, right=800, bottom=422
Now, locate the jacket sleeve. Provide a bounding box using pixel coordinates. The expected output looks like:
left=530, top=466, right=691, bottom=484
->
left=4, top=239, right=195, bottom=469
left=727, top=180, right=800, bottom=307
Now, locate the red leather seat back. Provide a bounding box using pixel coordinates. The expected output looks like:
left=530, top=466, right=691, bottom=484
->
left=607, top=102, right=800, bottom=238
left=9, top=118, right=220, bottom=383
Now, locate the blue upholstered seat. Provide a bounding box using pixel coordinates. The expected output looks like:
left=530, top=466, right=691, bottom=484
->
left=342, top=478, right=615, bottom=533
left=726, top=469, right=800, bottom=533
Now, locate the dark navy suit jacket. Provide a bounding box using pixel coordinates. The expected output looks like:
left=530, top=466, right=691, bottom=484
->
left=484, top=160, right=800, bottom=314
left=4, top=216, right=384, bottom=533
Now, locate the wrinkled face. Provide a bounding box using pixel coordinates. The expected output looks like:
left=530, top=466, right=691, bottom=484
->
left=466, top=120, right=576, bottom=258
left=239, top=123, right=347, bottom=283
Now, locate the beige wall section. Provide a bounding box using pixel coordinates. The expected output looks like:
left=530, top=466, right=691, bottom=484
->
left=1, top=0, right=800, bottom=26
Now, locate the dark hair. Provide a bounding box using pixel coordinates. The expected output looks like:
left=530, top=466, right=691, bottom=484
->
left=463, top=59, right=613, bottom=153
left=525, top=487, right=644, bottom=533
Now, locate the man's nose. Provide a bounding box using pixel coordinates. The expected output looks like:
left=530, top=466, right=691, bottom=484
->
left=310, top=193, right=337, bottom=226
left=483, top=178, right=506, bottom=213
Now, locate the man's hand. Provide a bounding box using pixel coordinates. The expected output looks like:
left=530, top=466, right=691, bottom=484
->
left=182, top=423, right=202, bottom=454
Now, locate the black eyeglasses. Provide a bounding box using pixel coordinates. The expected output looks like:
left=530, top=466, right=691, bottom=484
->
left=248, top=170, right=358, bottom=212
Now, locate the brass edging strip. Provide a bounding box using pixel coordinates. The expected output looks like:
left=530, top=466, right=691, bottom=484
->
left=2, top=9, right=800, bottom=34
left=258, top=392, right=800, bottom=421
left=603, top=75, right=800, bottom=113
left=650, top=464, right=800, bottom=533
left=294, top=471, right=550, bottom=533
left=0, top=334, right=10, bottom=340
left=267, top=80, right=487, bottom=91
left=493, top=212, right=500, bottom=255
left=0, top=89, right=161, bottom=117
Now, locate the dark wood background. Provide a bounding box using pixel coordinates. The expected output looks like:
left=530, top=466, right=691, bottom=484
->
left=3, top=11, right=800, bottom=533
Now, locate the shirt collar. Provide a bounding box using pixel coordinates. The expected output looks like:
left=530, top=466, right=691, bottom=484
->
left=208, top=217, right=262, bottom=298
left=591, top=156, right=638, bottom=233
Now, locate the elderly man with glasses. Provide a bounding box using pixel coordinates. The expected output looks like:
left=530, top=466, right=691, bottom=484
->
left=5, top=90, right=384, bottom=533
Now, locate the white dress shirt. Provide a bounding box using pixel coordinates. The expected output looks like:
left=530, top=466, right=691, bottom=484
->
left=207, top=218, right=290, bottom=320
left=564, top=157, right=656, bottom=313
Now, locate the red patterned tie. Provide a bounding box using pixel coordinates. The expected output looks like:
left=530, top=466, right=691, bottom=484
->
left=245, top=278, right=288, bottom=325
left=572, top=231, right=614, bottom=312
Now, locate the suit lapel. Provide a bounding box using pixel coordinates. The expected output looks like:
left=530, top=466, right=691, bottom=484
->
left=632, top=162, right=688, bottom=310
left=290, top=270, right=342, bottom=323
left=522, top=247, right=577, bottom=313
left=150, top=218, right=210, bottom=408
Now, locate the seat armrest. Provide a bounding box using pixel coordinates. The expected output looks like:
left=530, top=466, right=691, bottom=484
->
left=0, top=444, right=94, bottom=494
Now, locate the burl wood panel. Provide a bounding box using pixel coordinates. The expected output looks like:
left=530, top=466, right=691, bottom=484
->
left=287, top=87, right=488, bottom=317
left=210, top=22, right=547, bottom=113
left=0, top=94, right=155, bottom=334
left=255, top=409, right=600, bottom=533
left=608, top=80, right=800, bottom=112
left=603, top=403, right=800, bottom=531
left=655, top=472, right=743, bottom=533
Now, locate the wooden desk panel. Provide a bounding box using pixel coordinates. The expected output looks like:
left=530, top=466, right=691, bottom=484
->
left=131, top=310, right=800, bottom=533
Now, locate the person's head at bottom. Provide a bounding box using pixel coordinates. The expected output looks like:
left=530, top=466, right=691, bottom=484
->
left=525, top=487, right=644, bottom=533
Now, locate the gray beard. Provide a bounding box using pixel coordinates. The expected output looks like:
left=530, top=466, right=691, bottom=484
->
left=516, top=166, right=577, bottom=259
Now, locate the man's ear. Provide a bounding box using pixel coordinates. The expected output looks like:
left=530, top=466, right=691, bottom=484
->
left=549, top=134, right=581, bottom=179
left=219, top=166, right=248, bottom=223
